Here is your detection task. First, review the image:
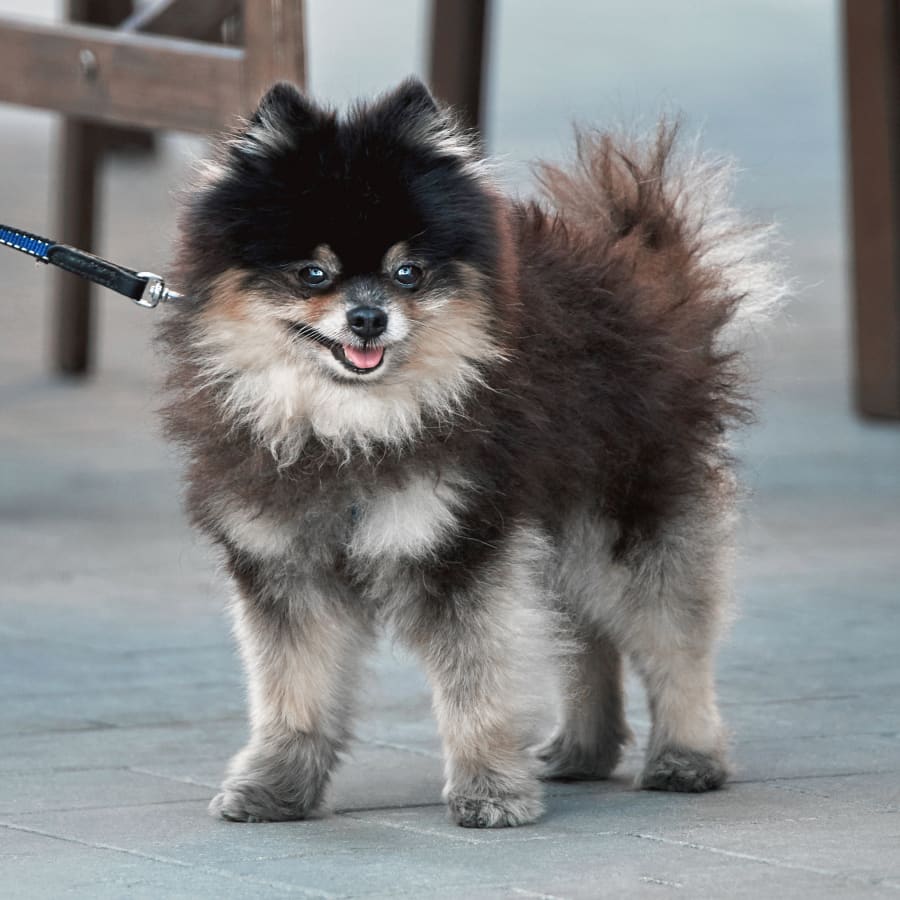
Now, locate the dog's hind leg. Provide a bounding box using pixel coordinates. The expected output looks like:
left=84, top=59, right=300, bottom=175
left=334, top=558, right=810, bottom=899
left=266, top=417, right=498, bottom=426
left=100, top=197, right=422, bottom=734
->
left=629, top=633, right=729, bottom=793
left=538, top=511, right=631, bottom=780
left=619, top=503, right=734, bottom=793
left=210, top=566, right=373, bottom=822
left=538, top=629, right=631, bottom=780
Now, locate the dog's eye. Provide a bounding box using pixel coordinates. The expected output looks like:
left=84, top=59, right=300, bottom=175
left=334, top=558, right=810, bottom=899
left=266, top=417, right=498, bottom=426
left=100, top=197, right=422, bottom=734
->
left=299, top=265, right=329, bottom=288
left=394, top=264, right=423, bottom=288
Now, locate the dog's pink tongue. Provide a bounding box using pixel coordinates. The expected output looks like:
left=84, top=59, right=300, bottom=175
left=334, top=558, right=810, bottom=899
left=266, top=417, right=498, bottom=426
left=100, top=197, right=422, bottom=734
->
left=343, top=345, right=384, bottom=370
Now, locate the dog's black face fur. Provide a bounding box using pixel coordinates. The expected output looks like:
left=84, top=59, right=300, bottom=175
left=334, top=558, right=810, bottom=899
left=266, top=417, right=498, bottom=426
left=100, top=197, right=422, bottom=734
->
left=199, top=80, right=498, bottom=275
left=160, top=79, right=783, bottom=828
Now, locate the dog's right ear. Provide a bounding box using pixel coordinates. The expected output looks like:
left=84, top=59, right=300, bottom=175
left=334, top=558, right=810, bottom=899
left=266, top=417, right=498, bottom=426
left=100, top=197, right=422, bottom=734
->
left=251, top=82, right=320, bottom=134
left=383, top=77, right=440, bottom=121
left=232, top=82, right=324, bottom=159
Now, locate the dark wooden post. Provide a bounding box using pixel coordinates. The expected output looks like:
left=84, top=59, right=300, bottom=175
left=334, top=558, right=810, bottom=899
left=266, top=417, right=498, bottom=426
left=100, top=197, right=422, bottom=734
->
left=241, top=0, right=306, bottom=110
left=53, top=115, right=100, bottom=375
left=428, top=0, right=489, bottom=131
left=844, top=0, right=900, bottom=418
left=52, top=0, right=127, bottom=375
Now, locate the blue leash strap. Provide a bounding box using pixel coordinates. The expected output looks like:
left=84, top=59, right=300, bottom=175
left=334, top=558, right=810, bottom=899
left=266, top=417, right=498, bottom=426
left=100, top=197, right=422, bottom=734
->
left=0, top=223, right=182, bottom=308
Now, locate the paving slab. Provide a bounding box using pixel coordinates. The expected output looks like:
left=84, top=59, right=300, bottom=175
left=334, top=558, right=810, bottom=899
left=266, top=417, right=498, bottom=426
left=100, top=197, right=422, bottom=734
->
left=0, top=767, right=211, bottom=816
left=0, top=824, right=332, bottom=899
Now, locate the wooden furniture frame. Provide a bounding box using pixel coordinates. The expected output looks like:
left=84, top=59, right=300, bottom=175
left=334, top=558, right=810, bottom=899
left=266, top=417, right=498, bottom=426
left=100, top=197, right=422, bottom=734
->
left=844, top=0, right=900, bottom=418
left=429, top=0, right=489, bottom=131
left=0, top=0, right=488, bottom=375
left=0, top=0, right=305, bottom=374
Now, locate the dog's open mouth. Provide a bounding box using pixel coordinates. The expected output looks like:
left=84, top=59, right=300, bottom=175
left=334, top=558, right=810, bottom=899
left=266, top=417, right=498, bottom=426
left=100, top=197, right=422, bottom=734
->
left=289, top=323, right=385, bottom=375
left=331, top=343, right=385, bottom=374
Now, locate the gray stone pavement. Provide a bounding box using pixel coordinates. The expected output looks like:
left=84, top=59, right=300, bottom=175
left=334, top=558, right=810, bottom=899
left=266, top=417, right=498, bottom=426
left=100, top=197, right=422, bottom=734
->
left=1, top=2, right=899, bottom=897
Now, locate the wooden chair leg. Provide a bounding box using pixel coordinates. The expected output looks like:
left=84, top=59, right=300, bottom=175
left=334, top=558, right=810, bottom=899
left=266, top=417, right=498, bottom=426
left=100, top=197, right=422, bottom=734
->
left=51, top=0, right=158, bottom=375
left=844, top=0, right=900, bottom=418
left=241, top=0, right=306, bottom=107
left=52, top=0, right=125, bottom=375
left=428, top=0, right=490, bottom=131
left=53, top=116, right=100, bottom=376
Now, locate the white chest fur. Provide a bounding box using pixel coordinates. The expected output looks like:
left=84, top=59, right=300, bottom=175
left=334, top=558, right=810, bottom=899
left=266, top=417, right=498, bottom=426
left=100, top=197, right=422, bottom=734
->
left=348, top=470, right=469, bottom=561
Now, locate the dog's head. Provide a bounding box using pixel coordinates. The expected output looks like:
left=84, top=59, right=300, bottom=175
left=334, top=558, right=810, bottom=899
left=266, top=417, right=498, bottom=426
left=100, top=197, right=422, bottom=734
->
left=173, top=79, right=514, bottom=458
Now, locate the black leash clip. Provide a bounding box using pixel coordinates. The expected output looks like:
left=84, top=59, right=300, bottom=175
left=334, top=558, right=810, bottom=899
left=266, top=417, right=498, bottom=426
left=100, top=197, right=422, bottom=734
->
left=0, top=223, right=183, bottom=308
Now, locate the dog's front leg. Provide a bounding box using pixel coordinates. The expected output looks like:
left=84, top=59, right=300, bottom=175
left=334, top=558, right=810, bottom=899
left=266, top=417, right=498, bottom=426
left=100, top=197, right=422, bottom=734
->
left=210, top=567, right=373, bottom=822
left=398, top=525, right=560, bottom=828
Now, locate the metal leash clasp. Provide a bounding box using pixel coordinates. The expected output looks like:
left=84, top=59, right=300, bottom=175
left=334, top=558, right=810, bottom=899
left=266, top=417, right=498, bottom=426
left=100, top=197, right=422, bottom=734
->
left=135, top=272, right=184, bottom=308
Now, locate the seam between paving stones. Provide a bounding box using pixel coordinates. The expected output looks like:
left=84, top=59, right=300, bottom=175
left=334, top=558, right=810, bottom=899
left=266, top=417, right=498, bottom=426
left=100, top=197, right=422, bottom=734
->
left=767, top=780, right=900, bottom=811
left=626, top=831, right=900, bottom=892
left=729, top=769, right=900, bottom=785
left=352, top=737, right=442, bottom=760
left=338, top=813, right=484, bottom=846
left=0, top=758, right=227, bottom=777
left=638, top=876, right=685, bottom=889
left=8, top=679, right=243, bottom=702
left=112, top=644, right=236, bottom=656
left=0, top=721, right=119, bottom=738
left=738, top=733, right=900, bottom=744
left=0, top=820, right=341, bottom=898
left=0, top=764, right=134, bottom=776
left=508, top=888, right=573, bottom=900
left=720, top=693, right=863, bottom=707
left=0, top=797, right=210, bottom=817
left=128, top=765, right=218, bottom=789
left=543, top=770, right=900, bottom=792
left=333, top=801, right=446, bottom=816
left=343, top=878, right=574, bottom=900
left=0, top=714, right=245, bottom=738
left=341, top=811, right=610, bottom=846
left=358, top=880, right=585, bottom=899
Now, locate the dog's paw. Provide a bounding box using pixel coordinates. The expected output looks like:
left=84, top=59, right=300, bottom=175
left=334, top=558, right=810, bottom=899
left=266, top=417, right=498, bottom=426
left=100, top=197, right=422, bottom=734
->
left=210, top=733, right=336, bottom=823
left=447, top=790, right=543, bottom=828
left=639, top=747, right=729, bottom=793
left=537, top=733, right=623, bottom=782
left=208, top=781, right=314, bottom=823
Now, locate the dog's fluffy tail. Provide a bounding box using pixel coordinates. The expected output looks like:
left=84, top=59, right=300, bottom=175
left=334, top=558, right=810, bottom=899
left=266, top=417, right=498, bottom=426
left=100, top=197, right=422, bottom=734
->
left=533, top=121, right=789, bottom=351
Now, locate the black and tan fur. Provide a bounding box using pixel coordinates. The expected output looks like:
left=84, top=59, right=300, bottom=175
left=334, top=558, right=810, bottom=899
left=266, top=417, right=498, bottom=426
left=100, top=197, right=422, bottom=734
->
left=159, top=79, right=785, bottom=827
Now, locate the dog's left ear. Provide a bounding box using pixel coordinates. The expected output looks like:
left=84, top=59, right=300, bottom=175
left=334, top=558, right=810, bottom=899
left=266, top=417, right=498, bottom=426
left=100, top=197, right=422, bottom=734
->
left=381, top=76, right=484, bottom=166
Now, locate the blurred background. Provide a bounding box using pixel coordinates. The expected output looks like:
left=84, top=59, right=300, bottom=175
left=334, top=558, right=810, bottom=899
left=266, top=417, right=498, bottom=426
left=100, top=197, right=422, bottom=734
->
left=1, top=2, right=898, bottom=897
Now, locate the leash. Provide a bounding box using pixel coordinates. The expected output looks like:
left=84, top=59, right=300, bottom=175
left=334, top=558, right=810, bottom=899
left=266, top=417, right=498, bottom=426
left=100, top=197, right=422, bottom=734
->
left=0, top=223, right=182, bottom=308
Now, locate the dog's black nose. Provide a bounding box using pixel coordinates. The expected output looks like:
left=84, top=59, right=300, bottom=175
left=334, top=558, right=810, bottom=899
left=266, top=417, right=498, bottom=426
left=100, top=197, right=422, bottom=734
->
left=347, top=306, right=388, bottom=339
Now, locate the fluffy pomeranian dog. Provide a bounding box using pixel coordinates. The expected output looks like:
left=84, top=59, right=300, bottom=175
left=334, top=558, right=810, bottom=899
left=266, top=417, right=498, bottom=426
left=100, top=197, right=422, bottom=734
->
left=159, top=78, right=784, bottom=828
